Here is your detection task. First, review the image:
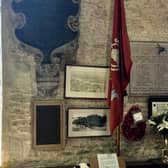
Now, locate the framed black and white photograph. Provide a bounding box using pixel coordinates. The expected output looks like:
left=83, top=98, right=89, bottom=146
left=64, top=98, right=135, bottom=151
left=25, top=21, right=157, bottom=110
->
left=148, top=97, right=168, bottom=118
left=32, top=100, right=65, bottom=150
left=65, top=65, right=109, bottom=99
left=68, top=108, right=110, bottom=137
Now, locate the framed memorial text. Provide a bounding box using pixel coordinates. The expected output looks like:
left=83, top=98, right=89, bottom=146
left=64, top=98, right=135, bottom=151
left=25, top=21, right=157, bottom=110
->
left=129, top=41, right=168, bottom=96
left=148, top=97, right=168, bottom=118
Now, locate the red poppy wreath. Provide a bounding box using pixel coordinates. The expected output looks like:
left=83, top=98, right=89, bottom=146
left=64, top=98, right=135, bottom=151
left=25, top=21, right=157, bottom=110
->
left=122, top=106, right=146, bottom=141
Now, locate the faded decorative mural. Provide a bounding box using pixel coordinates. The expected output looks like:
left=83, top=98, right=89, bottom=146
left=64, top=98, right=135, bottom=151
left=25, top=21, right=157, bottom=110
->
left=12, top=0, right=80, bottom=96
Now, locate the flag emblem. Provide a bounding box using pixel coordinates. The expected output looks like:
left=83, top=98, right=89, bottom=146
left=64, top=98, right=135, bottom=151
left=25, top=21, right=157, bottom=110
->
left=111, top=90, right=119, bottom=100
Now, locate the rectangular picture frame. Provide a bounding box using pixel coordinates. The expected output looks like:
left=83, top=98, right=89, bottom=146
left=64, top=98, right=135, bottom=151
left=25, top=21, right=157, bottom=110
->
left=68, top=108, right=110, bottom=137
left=32, top=100, right=65, bottom=150
left=148, top=97, right=168, bottom=118
left=65, top=65, right=109, bottom=99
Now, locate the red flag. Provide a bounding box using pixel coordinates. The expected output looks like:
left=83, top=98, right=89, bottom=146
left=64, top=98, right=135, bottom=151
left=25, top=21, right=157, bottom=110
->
left=107, top=0, right=132, bottom=134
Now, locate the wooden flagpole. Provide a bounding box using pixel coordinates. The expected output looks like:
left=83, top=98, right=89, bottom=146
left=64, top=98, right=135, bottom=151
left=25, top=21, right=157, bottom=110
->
left=116, top=125, right=121, bottom=156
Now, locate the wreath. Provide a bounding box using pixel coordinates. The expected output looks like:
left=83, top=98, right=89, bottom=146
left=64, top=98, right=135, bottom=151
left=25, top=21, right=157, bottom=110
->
left=122, top=106, right=146, bottom=141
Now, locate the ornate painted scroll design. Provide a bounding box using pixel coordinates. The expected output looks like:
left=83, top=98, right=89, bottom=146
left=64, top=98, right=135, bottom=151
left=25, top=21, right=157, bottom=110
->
left=72, top=0, right=80, bottom=4
left=12, top=0, right=80, bottom=97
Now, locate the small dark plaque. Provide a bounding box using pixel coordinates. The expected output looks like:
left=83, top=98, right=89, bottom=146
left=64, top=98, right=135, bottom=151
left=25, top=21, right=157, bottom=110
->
left=32, top=101, right=65, bottom=150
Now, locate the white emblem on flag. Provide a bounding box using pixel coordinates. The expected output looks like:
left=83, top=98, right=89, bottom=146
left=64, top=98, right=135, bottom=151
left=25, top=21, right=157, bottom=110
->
left=111, top=38, right=119, bottom=71
left=111, top=90, right=118, bottom=100
left=111, top=48, right=119, bottom=71
left=111, top=38, right=119, bottom=48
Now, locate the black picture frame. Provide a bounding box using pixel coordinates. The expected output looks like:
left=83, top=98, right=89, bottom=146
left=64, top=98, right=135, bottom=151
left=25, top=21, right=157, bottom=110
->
left=64, top=65, right=109, bottom=99
left=32, top=100, right=65, bottom=150
left=67, top=108, right=110, bottom=137
left=148, top=97, right=168, bottom=118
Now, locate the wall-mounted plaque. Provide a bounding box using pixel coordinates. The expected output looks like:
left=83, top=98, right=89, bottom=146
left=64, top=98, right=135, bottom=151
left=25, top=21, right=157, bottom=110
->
left=129, top=41, right=168, bottom=96
left=32, top=100, right=65, bottom=150
left=148, top=97, right=168, bottom=118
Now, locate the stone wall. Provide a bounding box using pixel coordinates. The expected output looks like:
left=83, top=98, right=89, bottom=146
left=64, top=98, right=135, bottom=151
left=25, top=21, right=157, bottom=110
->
left=2, top=0, right=168, bottom=167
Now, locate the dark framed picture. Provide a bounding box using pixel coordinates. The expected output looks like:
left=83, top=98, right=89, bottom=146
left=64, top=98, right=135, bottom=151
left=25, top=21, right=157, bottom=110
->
left=148, top=97, right=168, bottom=118
left=65, top=65, right=109, bottom=99
left=68, top=108, right=110, bottom=137
left=32, top=100, right=65, bottom=150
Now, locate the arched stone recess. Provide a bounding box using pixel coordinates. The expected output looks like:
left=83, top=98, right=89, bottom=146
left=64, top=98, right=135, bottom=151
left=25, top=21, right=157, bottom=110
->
left=11, top=0, right=80, bottom=97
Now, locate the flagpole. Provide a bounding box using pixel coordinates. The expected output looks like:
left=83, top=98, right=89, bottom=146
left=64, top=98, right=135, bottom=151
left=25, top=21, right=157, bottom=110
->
left=108, top=0, right=132, bottom=158
left=116, top=125, right=121, bottom=156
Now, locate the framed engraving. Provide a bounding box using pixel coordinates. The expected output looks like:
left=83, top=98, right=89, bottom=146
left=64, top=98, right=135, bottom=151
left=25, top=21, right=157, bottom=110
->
left=32, top=100, right=65, bottom=150
left=68, top=108, right=110, bottom=137
left=65, top=65, right=109, bottom=99
left=148, top=97, right=168, bottom=118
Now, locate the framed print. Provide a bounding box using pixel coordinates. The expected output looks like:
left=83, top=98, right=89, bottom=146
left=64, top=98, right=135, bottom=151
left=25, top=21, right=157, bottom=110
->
left=148, top=97, right=168, bottom=118
left=32, top=100, right=65, bottom=150
left=65, top=65, right=109, bottom=99
left=68, top=108, right=110, bottom=137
